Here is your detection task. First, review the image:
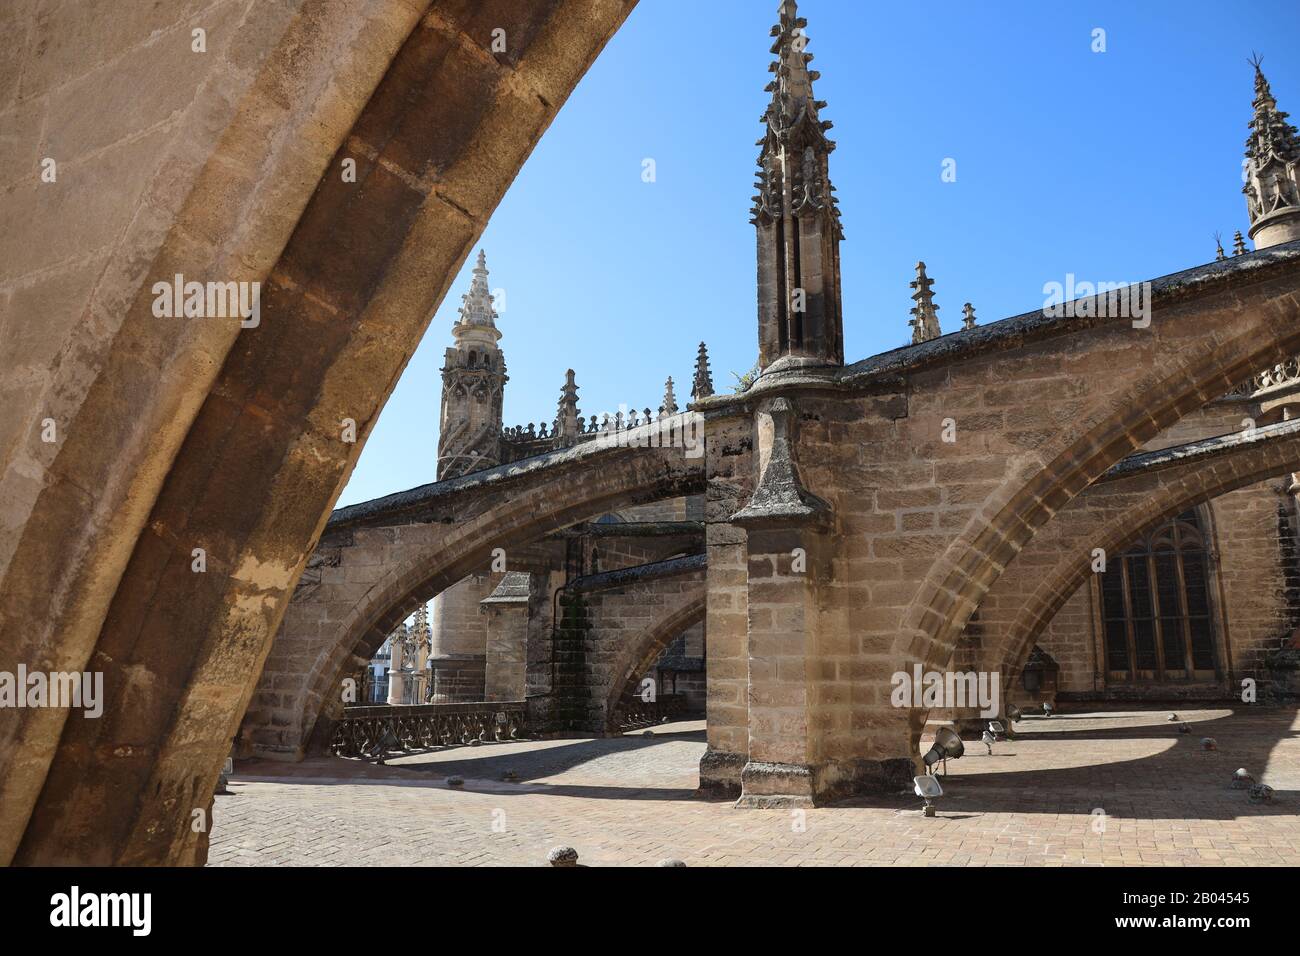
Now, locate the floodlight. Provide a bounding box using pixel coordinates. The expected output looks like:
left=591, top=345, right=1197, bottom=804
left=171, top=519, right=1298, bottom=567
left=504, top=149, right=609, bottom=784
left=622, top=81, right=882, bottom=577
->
left=1167, top=712, right=1180, bottom=722
left=981, top=729, right=995, bottom=755
left=913, top=774, right=943, bottom=816
left=922, top=726, right=965, bottom=774
left=988, top=720, right=1005, bottom=741
left=1006, top=703, right=1022, bottom=721
left=1042, top=700, right=1054, bottom=717
left=1231, top=767, right=1254, bottom=789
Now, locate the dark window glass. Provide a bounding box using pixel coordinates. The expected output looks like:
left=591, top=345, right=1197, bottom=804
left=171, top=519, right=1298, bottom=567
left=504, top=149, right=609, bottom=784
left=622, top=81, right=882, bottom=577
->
left=1101, top=568, right=1126, bottom=619
left=1104, top=618, right=1129, bottom=672
left=1102, top=511, right=1217, bottom=682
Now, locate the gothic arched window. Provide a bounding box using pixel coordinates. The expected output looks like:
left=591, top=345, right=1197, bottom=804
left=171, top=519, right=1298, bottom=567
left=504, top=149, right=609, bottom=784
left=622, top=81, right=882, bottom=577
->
left=1098, top=509, right=1218, bottom=683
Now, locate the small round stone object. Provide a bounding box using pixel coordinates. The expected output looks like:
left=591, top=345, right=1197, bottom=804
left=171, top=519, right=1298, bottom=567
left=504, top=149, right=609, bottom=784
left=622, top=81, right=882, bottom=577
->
left=1231, top=768, right=1254, bottom=789
left=548, top=846, right=580, bottom=867
left=642, top=730, right=654, bottom=737
left=656, top=859, right=687, bottom=867
left=502, top=769, right=518, bottom=781
left=1201, top=737, right=1217, bottom=751
left=447, top=775, right=464, bottom=788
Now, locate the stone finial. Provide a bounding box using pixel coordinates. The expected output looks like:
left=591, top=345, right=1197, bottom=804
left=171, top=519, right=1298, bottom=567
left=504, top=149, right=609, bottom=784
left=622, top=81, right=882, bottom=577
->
left=692, top=342, right=714, bottom=399
left=909, top=262, right=942, bottom=344
left=555, top=368, right=581, bottom=443
left=1214, top=232, right=1227, bottom=261
left=1242, top=55, right=1300, bottom=249
left=961, top=302, right=976, bottom=330
left=661, top=377, right=679, bottom=415
left=1233, top=230, right=1248, bottom=255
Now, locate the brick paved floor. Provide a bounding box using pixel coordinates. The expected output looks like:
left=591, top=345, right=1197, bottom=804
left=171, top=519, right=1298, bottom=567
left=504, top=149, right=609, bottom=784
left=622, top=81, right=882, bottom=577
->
left=209, top=706, right=1300, bottom=866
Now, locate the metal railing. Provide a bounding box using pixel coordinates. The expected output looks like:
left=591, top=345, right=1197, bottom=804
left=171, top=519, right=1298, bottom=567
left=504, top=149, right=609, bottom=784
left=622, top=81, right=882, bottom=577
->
left=331, top=700, right=529, bottom=759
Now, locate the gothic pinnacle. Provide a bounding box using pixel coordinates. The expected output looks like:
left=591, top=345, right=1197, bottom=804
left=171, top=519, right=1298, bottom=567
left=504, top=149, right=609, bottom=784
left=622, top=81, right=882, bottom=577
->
left=555, top=368, right=581, bottom=442
left=457, top=248, right=497, bottom=329
left=1234, top=230, right=1247, bottom=255
left=1214, top=232, right=1227, bottom=261
left=1242, top=54, right=1300, bottom=248
left=692, top=342, right=715, bottom=400
left=752, top=0, right=845, bottom=370
left=909, top=261, right=942, bottom=344
left=962, top=303, right=977, bottom=331
left=661, top=377, right=679, bottom=416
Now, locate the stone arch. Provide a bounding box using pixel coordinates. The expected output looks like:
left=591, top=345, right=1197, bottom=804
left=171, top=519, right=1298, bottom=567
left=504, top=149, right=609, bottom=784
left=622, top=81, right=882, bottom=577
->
left=4, top=0, right=638, bottom=866
left=603, top=596, right=706, bottom=732
left=982, top=423, right=1300, bottom=690
left=888, top=265, right=1300, bottom=753
left=252, top=443, right=702, bottom=760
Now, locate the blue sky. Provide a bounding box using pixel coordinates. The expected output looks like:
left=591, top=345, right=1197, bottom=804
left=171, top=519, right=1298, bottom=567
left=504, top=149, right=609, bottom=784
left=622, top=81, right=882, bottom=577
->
left=338, top=0, right=1300, bottom=508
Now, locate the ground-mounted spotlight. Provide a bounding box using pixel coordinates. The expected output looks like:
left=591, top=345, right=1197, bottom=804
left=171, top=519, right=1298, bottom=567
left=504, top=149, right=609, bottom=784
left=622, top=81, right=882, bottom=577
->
left=923, top=726, right=965, bottom=775
left=981, top=729, right=996, bottom=755
left=1167, top=713, right=1179, bottom=722
left=914, top=774, right=943, bottom=817
left=1231, top=768, right=1254, bottom=789
left=1179, top=722, right=1192, bottom=734
left=1042, top=700, right=1055, bottom=717
left=988, top=720, right=1006, bottom=741
left=1006, top=703, right=1023, bottom=721
left=1201, top=737, right=1218, bottom=752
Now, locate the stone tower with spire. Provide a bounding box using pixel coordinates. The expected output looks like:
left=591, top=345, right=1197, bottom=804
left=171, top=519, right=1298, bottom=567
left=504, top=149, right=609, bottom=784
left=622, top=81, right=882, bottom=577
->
left=1243, top=57, right=1300, bottom=249
left=751, top=0, right=844, bottom=373
left=437, top=250, right=507, bottom=480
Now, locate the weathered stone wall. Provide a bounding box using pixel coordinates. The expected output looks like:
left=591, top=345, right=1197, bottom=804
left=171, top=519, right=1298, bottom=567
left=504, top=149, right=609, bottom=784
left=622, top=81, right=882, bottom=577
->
left=483, top=598, right=528, bottom=701
left=697, top=251, right=1300, bottom=806
left=430, top=573, right=491, bottom=700
left=1210, top=479, right=1297, bottom=682
left=698, top=410, right=753, bottom=794
left=1036, top=585, right=1099, bottom=694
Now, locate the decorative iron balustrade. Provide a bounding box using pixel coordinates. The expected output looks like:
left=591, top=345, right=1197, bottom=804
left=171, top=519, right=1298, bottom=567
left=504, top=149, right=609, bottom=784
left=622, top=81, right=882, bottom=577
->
left=332, top=700, right=529, bottom=759
left=618, top=694, right=687, bottom=732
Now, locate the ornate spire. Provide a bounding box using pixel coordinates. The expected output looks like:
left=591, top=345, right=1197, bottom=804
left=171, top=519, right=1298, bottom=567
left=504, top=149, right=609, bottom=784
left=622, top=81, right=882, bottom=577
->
left=961, top=302, right=977, bottom=330
left=908, top=262, right=942, bottom=344
left=457, top=249, right=499, bottom=331
left=1234, top=230, right=1248, bottom=255
left=751, top=0, right=844, bottom=372
left=438, top=250, right=506, bottom=479
left=692, top=341, right=714, bottom=400
left=555, top=368, right=581, bottom=442
left=660, top=377, right=679, bottom=416
left=1243, top=56, right=1300, bottom=248
left=1214, top=232, right=1227, bottom=261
